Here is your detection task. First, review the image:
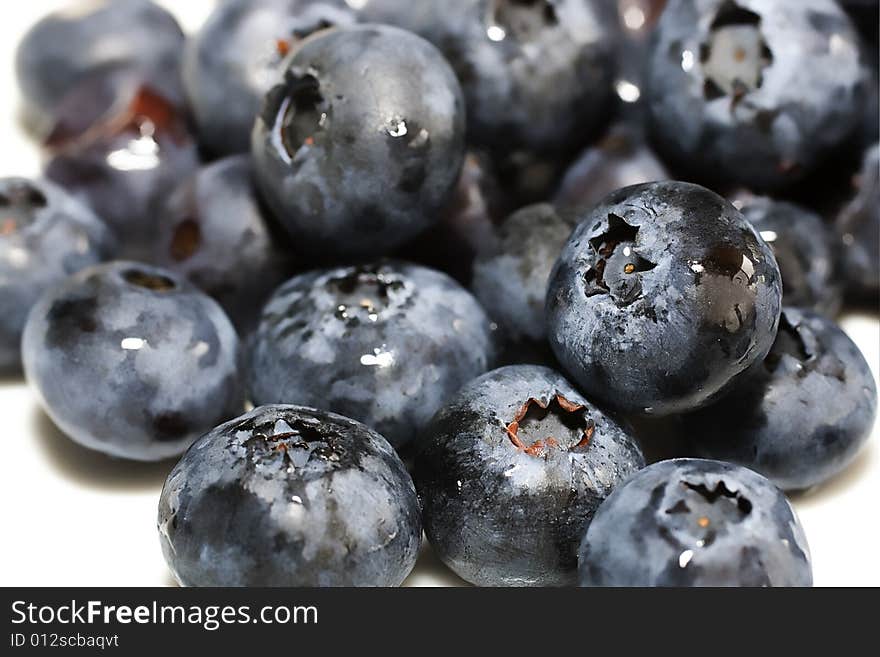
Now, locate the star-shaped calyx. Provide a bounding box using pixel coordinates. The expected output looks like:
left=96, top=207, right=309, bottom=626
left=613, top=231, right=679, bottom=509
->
left=584, top=213, right=656, bottom=305
left=763, top=312, right=846, bottom=382
left=0, top=182, right=46, bottom=234
left=700, top=1, right=773, bottom=106
left=485, top=0, right=559, bottom=43
left=505, top=394, right=595, bottom=458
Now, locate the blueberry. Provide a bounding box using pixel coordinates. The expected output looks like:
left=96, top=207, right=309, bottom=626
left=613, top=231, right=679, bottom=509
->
left=684, top=309, right=877, bottom=491
left=359, top=0, right=619, bottom=158
left=154, top=156, right=296, bottom=333
left=399, top=150, right=507, bottom=285
left=546, top=181, right=782, bottom=416
left=43, top=84, right=199, bottom=260
left=835, top=143, right=879, bottom=306
left=491, top=148, right=569, bottom=210
left=22, top=262, right=243, bottom=461
left=554, top=124, right=670, bottom=211
left=415, top=365, right=645, bottom=586
left=158, top=405, right=421, bottom=586
left=15, top=0, right=185, bottom=136
left=185, top=0, right=356, bottom=156
left=0, top=178, right=114, bottom=372
left=247, top=261, right=497, bottom=449
left=646, top=0, right=871, bottom=191
left=578, top=458, right=813, bottom=587
left=251, top=24, right=466, bottom=258
left=735, top=195, right=842, bottom=316
left=472, top=204, right=577, bottom=347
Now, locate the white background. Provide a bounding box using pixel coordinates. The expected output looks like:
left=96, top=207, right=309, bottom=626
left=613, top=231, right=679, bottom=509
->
left=0, top=0, right=877, bottom=587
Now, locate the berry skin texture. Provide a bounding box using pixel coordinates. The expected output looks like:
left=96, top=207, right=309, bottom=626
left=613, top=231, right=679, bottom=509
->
left=416, top=365, right=645, bottom=587
left=737, top=195, right=841, bottom=316
left=472, top=203, right=578, bottom=345
left=685, top=309, right=878, bottom=491
left=0, top=178, right=114, bottom=372
left=545, top=181, right=782, bottom=417
left=22, top=262, right=243, bottom=462
left=158, top=405, right=421, bottom=587
left=578, top=458, right=813, bottom=587
left=154, top=156, right=295, bottom=333
left=646, top=0, right=871, bottom=191
left=836, top=143, right=879, bottom=306
left=14, top=0, right=185, bottom=136
left=358, top=0, right=619, bottom=158
left=247, top=261, right=497, bottom=449
left=251, top=24, right=466, bottom=258
left=184, top=0, right=356, bottom=156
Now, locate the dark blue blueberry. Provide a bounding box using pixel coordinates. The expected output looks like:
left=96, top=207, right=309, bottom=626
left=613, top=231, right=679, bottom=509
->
left=399, top=150, right=507, bottom=285
left=22, top=261, right=243, bottom=461
left=735, top=195, right=842, bottom=316
left=491, top=148, right=569, bottom=211
left=836, top=143, right=879, bottom=306
left=684, top=308, right=877, bottom=491
left=472, top=204, right=577, bottom=347
left=578, top=458, right=813, bottom=587
left=154, top=156, right=296, bottom=333
left=359, top=0, right=619, bottom=158
left=15, top=0, right=185, bottom=136
left=248, top=261, right=497, bottom=449
left=646, top=0, right=871, bottom=191
left=554, top=124, right=670, bottom=211
left=43, top=85, right=199, bottom=261
left=251, top=24, right=466, bottom=258
left=0, top=177, right=114, bottom=372
left=185, top=0, right=356, bottom=156
left=546, top=181, right=782, bottom=416
left=158, top=405, right=421, bottom=586
left=416, top=365, right=645, bottom=586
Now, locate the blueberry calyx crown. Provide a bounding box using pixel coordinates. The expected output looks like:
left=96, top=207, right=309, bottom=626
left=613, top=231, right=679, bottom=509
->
left=45, top=86, right=188, bottom=153
left=505, top=394, right=594, bottom=458
left=681, top=480, right=753, bottom=516
left=0, top=182, right=47, bottom=234
left=122, top=268, right=177, bottom=292
left=699, top=0, right=773, bottom=105
left=584, top=213, right=656, bottom=305
left=265, top=67, right=329, bottom=163
left=485, top=0, right=559, bottom=43
left=329, top=265, right=407, bottom=324
left=240, top=416, right=343, bottom=470
left=764, top=312, right=846, bottom=382
left=170, top=218, right=201, bottom=262
left=663, top=479, right=753, bottom=549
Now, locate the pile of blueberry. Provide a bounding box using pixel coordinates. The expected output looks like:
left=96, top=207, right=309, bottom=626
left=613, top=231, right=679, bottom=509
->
left=4, top=0, right=877, bottom=587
